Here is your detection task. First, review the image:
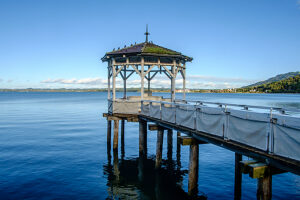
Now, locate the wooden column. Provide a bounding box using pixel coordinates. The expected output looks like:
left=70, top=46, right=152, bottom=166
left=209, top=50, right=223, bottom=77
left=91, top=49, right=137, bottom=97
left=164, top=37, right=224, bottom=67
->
left=171, top=60, right=176, bottom=101
left=139, top=119, right=147, bottom=156
left=107, top=63, right=111, bottom=99
left=121, top=119, right=125, bottom=159
left=148, top=66, right=151, bottom=95
left=107, top=120, right=112, bottom=164
left=141, top=57, right=144, bottom=100
left=113, top=120, right=119, bottom=150
left=123, top=66, right=127, bottom=99
left=176, top=132, right=181, bottom=168
left=167, top=129, right=173, bottom=161
left=113, top=148, right=120, bottom=182
left=188, top=143, right=199, bottom=196
left=155, top=127, right=164, bottom=169
left=112, top=59, right=116, bottom=101
left=183, top=64, right=186, bottom=100
left=257, top=167, right=272, bottom=200
left=234, top=153, right=243, bottom=200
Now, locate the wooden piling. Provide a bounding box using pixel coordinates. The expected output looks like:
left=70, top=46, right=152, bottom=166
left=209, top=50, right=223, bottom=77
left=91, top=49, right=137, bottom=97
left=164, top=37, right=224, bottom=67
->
left=113, top=149, right=120, bottom=182
left=176, top=132, right=181, bottom=168
left=113, top=120, right=119, bottom=150
left=107, top=120, right=112, bottom=165
left=139, top=119, right=147, bottom=156
left=167, top=129, right=173, bottom=161
left=121, top=119, right=125, bottom=159
left=155, top=127, right=164, bottom=169
left=257, top=167, right=272, bottom=200
left=234, top=153, right=243, bottom=200
left=188, top=143, right=199, bottom=196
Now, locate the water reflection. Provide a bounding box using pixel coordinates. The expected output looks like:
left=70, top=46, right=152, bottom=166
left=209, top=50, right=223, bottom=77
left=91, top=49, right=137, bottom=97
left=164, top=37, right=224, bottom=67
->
left=104, top=123, right=206, bottom=200
left=103, top=155, right=206, bottom=200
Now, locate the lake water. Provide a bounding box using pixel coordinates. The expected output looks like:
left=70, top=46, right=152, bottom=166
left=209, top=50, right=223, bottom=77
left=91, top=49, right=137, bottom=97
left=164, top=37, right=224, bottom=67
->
left=0, top=92, right=299, bottom=199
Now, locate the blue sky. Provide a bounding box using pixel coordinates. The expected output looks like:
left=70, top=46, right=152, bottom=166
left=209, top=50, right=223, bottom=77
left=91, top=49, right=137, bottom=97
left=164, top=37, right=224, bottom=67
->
left=0, top=0, right=299, bottom=89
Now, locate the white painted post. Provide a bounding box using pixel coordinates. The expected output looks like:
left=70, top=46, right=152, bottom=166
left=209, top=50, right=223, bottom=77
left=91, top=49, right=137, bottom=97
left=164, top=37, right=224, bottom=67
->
left=107, top=62, right=111, bottom=100
left=124, top=65, right=127, bottom=99
left=141, top=57, right=144, bottom=100
left=171, top=59, right=176, bottom=101
left=112, top=59, right=116, bottom=101
left=183, top=63, right=186, bottom=101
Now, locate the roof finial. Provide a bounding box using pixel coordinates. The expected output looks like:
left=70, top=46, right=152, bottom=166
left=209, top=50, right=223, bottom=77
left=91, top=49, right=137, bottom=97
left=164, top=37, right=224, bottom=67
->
left=144, top=24, right=150, bottom=43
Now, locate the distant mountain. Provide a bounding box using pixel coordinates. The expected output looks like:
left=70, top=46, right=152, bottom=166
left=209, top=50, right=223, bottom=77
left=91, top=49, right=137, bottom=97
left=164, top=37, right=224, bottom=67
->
left=237, top=74, right=300, bottom=93
left=246, top=71, right=300, bottom=88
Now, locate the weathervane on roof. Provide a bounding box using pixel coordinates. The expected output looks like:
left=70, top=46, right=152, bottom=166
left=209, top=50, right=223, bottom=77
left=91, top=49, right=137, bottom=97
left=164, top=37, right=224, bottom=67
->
left=144, top=24, right=150, bottom=43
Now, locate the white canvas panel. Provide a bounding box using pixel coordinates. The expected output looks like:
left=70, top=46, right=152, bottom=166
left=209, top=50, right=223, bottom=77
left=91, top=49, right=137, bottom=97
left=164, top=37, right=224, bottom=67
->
left=141, top=103, right=150, bottom=116
left=196, top=110, right=225, bottom=137
left=227, top=113, right=269, bottom=151
left=273, top=124, right=300, bottom=161
left=273, top=114, right=300, bottom=129
left=150, top=105, right=161, bottom=119
left=229, top=109, right=269, bottom=122
left=113, top=101, right=140, bottom=114
left=162, top=105, right=176, bottom=123
left=176, top=107, right=195, bottom=129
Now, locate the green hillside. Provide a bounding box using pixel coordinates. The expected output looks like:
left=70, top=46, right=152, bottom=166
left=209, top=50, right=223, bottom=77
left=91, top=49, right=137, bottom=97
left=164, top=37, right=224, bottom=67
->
left=246, top=71, right=300, bottom=87
left=238, top=75, right=300, bottom=93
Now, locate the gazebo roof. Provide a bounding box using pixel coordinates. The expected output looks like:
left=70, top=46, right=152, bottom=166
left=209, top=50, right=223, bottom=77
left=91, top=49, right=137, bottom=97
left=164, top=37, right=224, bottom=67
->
left=101, top=42, right=193, bottom=62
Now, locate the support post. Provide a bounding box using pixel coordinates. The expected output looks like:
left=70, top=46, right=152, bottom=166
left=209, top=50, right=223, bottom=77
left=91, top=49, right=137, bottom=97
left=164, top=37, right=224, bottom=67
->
left=139, top=119, right=147, bottom=157
left=257, top=167, right=272, bottom=200
left=176, top=132, right=181, bottom=169
left=167, top=129, right=173, bottom=162
left=112, top=59, right=116, bottom=101
left=107, top=120, right=112, bottom=164
left=107, top=63, right=111, bottom=99
left=113, top=120, right=119, bottom=150
left=113, top=148, right=120, bottom=182
left=148, top=66, right=151, bottom=95
left=141, top=57, right=144, bottom=100
left=123, top=66, right=126, bottom=99
left=171, top=60, right=176, bottom=101
left=155, top=127, right=164, bottom=169
left=188, top=143, right=199, bottom=196
left=183, top=64, right=186, bottom=100
left=234, top=153, right=242, bottom=200
left=121, top=119, right=125, bottom=159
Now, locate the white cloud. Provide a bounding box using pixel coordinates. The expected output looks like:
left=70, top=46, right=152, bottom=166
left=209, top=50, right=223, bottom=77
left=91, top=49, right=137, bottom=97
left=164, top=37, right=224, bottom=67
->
left=187, top=75, right=257, bottom=84
left=0, top=78, right=2, bottom=82
left=41, top=74, right=254, bottom=89
left=7, top=80, right=13, bottom=83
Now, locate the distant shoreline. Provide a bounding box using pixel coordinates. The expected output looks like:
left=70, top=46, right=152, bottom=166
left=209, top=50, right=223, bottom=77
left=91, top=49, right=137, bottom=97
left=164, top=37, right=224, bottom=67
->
left=0, top=89, right=299, bottom=94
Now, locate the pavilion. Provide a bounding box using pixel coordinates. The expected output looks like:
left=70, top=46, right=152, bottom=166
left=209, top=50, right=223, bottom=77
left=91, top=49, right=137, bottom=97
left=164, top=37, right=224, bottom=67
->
left=101, top=27, right=193, bottom=114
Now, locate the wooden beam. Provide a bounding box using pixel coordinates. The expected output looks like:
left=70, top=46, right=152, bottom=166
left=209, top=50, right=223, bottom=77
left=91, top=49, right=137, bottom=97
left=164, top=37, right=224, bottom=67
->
left=131, top=65, right=141, bottom=77
left=178, top=136, right=207, bottom=146
left=162, top=65, right=174, bottom=78
left=240, top=159, right=259, bottom=174
left=148, top=124, right=169, bottom=131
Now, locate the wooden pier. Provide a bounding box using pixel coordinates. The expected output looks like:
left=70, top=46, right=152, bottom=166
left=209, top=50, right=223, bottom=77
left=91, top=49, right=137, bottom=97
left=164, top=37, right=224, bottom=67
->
left=101, top=30, right=300, bottom=199
left=103, top=99, right=300, bottom=200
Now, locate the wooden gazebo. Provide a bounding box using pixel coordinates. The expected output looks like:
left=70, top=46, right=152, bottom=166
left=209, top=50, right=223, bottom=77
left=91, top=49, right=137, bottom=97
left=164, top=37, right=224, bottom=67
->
left=102, top=28, right=193, bottom=114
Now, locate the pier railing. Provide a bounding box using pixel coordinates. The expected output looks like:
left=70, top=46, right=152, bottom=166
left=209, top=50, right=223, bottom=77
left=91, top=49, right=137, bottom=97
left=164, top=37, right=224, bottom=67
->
left=141, top=100, right=300, bottom=162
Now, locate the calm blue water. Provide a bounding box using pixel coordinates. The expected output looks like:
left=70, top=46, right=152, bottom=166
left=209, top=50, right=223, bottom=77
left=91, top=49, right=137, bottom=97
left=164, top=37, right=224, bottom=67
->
left=0, top=92, right=299, bottom=199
